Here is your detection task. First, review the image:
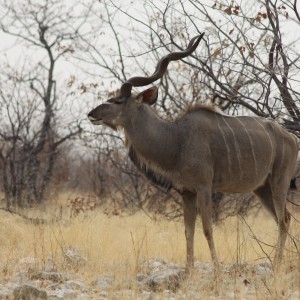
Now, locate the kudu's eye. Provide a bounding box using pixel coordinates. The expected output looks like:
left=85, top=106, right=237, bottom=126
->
left=108, top=98, right=123, bottom=105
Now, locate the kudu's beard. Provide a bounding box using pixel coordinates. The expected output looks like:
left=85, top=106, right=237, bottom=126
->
left=103, top=121, right=118, bottom=131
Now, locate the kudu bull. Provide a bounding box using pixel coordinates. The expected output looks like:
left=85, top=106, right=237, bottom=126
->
left=88, top=33, right=298, bottom=270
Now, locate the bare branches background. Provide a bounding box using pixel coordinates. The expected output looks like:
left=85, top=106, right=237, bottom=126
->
left=0, top=0, right=299, bottom=218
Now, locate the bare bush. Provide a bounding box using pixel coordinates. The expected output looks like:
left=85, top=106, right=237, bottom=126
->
left=0, top=0, right=92, bottom=208
left=67, top=194, right=97, bottom=218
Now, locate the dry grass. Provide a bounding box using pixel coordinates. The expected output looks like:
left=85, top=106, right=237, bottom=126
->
left=0, top=193, right=300, bottom=298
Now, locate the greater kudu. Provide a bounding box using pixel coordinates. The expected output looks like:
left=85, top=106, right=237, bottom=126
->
left=88, top=33, right=298, bottom=270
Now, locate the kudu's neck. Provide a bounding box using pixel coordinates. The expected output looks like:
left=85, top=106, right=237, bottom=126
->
left=124, top=105, right=181, bottom=171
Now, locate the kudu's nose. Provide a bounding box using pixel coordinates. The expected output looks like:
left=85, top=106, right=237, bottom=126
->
left=87, top=110, right=97, bottom=121
left=88, top=115, right=97, bottom=121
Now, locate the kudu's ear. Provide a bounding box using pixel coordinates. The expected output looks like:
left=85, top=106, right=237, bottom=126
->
left=136, top=86, right=158, bottom=106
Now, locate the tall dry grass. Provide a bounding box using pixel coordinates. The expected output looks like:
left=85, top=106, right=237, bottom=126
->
left=0, top=192, right=299, bottom=298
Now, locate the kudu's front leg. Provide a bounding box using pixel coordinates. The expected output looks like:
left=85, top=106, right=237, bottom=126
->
left=182, top=193, right=197, bottom=270
left=197, top=186, right=220, bottom=270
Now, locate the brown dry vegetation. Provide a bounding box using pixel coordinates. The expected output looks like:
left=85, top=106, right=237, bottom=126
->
left=0, top=193, right=300, bottom=298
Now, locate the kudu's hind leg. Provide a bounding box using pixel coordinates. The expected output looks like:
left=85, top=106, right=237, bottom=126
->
left=271, top=180, right=291, bottom=267
left=274, top=206, right=291, bottom=267
left=255, top=177, right=291, bottom=267
left=182, top=193, right=197, bottom=270
left=254, top=182, right=277, bottom=222
left=197, top=186, right=220, bottom=269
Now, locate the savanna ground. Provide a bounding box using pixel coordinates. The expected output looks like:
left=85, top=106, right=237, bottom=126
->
left=0, top=192, right=300, bottom=299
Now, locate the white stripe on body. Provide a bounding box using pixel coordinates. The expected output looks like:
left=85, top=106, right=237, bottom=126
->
left=216, top=114, right=233, bottom=182
left=235, top=117, right=258, bottom=176
left=221, top=115, right=243, bottom=180
left=251, top=117, right=274, bottom=172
